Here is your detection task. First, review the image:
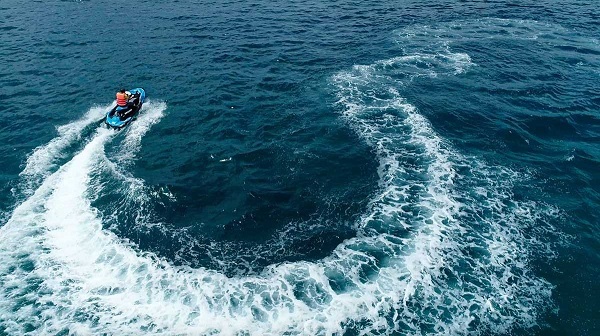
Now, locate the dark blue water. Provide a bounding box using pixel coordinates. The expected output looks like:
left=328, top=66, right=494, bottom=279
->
left=1, top=0, right=598, bottom=335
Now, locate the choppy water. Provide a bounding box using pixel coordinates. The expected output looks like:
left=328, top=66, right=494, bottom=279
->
left=1, top=0, right=599, bottom=335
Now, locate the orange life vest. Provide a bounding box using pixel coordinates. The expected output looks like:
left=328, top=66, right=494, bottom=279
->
left=116, top=92, right=128, bottom=106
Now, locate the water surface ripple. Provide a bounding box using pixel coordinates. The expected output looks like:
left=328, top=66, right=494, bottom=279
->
left=0, top=1, right=598, bottom=335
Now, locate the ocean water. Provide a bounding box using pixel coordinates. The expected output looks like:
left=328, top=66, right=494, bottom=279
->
left=0, top=0, right=598, bottom=335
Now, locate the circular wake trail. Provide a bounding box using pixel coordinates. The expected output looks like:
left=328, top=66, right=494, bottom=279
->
left=330, top=50, right=554, bottom=334
left=0, top=20, right=559, bottom=335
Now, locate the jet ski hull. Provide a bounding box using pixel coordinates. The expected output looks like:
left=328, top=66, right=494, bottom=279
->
left=105, top=88, right=146, bottom=129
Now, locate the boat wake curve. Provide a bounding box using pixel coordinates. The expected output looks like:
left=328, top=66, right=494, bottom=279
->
left=0, top=20, right=560, bottom=335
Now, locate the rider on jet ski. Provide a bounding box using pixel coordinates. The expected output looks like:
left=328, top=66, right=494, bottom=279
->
left=113, top=88, right=142, bottom=119
left=116, top=89, right=133, bottom=111
left=105, top=87, right=146, bottom=128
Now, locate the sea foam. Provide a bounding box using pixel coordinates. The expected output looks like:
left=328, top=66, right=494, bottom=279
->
left=0, top=20, right=559, bottom=335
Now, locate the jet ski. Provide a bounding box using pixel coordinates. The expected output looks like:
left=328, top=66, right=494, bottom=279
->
left=105, top=88, right=146, bottom=129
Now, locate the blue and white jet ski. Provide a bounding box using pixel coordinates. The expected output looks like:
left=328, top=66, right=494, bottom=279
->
left=105, top=88, right=146, bottom=129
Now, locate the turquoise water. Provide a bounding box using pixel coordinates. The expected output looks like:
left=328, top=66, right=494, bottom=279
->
left=1, top=0, right=598, bottom=334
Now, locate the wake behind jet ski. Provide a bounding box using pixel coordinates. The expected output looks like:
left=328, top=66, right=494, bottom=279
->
left=105, top=88, right=146, bottom=129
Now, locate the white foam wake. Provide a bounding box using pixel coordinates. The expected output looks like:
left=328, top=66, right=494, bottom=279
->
left=0, top=20, right=558, bottom=335
left=17, top=104, right=112, bottom=195
left=116, top=101, right=167, bottom=165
